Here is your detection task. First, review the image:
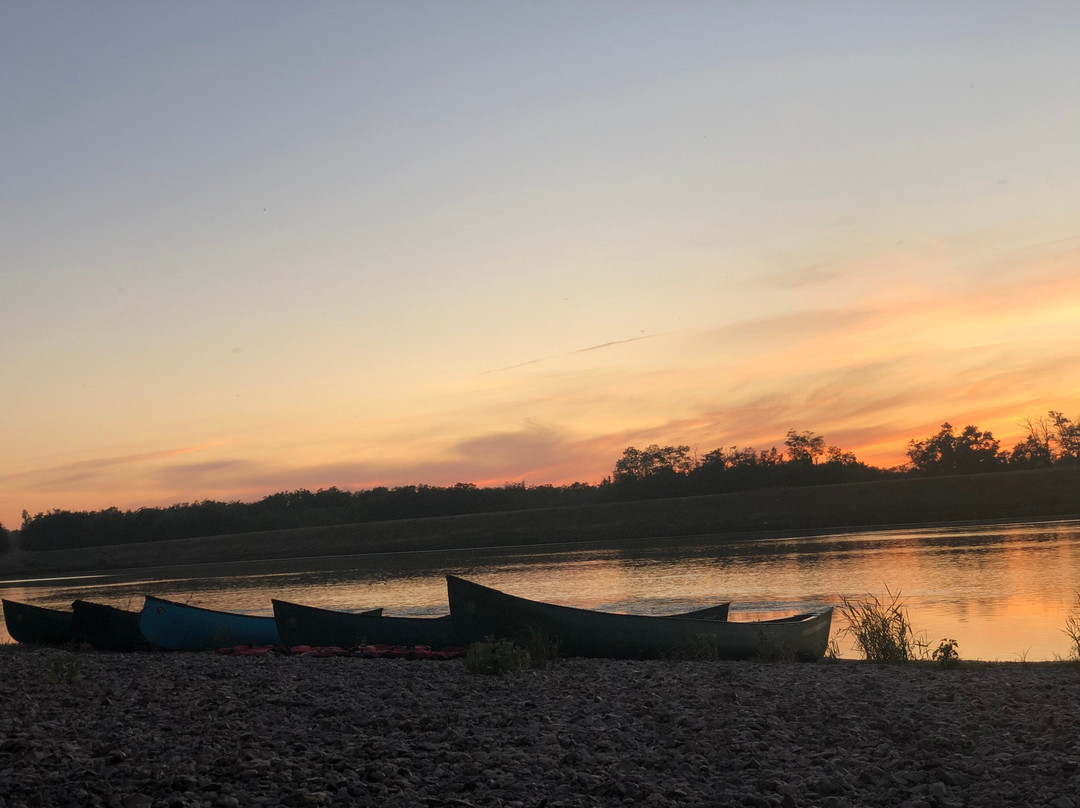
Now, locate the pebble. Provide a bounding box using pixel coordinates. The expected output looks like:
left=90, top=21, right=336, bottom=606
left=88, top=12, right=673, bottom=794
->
left=1, top=650, right=1079, bottom=806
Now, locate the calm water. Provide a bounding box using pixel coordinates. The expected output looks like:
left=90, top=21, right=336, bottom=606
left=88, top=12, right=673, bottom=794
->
left=4, top=518, right=1080, bottom=661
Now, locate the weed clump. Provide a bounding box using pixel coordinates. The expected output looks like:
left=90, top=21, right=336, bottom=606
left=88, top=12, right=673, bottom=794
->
left=681, top=632, right=721, bottom=661
left=517, top=626, right=559, bottom=670
left=463, top=637, right=530, bottom=675
left=46, top=653, right=84, bottom=684
left=839, top=587, right=919, bottom=663
left=1062, top=592, right=1080, bottom=661
left=752, top=633, right=800, bottom=663
left=932, top=638, right=961, bottom=669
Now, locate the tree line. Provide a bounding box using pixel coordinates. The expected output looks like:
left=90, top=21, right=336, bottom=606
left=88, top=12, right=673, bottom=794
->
left=8, top=410, right=1080, bottom=553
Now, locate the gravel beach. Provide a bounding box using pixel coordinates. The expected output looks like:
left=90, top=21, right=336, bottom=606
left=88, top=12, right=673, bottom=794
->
left=1, top=649, right=1078, bottom=808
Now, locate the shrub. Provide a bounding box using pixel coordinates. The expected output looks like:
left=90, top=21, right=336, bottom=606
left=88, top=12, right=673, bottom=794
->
left=463, top=637, right=530, bottom=675
left=839, top=587, right=919, bottom=662
left=932, top=638, right=961, bottom=669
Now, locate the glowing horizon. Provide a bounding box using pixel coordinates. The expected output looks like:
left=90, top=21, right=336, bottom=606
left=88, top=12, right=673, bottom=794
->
left=3, top=3, right=1079, bottom=529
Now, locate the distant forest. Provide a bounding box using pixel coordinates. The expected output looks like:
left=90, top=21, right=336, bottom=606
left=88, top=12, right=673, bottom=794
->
left=7, top=411, right=1080, bottom=553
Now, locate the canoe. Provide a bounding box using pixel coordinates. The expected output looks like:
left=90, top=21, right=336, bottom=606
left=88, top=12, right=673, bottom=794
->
left=445, top=575, right=833, bottom=661
left=139, top=595, right=286, bottom=651
left=272, top=599, right=453, bottom=649
left=71, top=599, right=148, bottom=651
left=2, top=599, right=73, bottom=645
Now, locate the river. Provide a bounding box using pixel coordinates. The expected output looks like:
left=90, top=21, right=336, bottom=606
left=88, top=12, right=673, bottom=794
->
left=3, top=517, right=1080, bottom=661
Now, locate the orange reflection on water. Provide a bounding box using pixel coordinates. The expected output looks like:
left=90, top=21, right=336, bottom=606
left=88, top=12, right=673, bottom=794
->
left=3, top=520, right=1080, bottom=660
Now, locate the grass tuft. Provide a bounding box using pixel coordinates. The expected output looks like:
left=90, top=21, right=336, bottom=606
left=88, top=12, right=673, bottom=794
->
left=838, top=586, right=920, bottom=663
left=1062, top=592, right=1080, bottom=661
left=463, top=637, right=530, bottom=675
left=517, top=625, right=559, bottom=669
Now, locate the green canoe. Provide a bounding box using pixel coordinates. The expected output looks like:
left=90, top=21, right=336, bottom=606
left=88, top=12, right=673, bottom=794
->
left=3, top=599, right=73, bottom=645
left=272, top=599, right=453, bottom=649
left=71, top=599, right=149, bottom=651
left=446, top=575, right=832, bottom=661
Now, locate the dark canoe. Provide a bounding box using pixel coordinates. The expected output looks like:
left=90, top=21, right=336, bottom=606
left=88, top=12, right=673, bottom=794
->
left=71, top=600, right=148, bottom=651
left=2, top=599, right=73, bottom=645
left=139, top=595, right=286, bottom=651
left=445, top=575, right=833, bottom=661
left=272, top=599, right=452, bottom=649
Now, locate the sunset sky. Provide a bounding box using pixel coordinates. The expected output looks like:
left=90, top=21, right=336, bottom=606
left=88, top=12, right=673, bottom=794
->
left=3, top=2, right=1079, bottom=530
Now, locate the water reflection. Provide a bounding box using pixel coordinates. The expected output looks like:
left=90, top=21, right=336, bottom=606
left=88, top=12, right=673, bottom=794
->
left=3, top=518, right=1080, bottom=660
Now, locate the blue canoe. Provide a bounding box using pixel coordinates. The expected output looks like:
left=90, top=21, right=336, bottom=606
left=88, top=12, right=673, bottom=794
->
left=139, top=595, right=284, bottom=651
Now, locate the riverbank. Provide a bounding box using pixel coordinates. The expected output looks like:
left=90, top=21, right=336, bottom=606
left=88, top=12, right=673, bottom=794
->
left=4, top=468, right=1080, bottom=577
left=1, top=647, right=1077, bottom=808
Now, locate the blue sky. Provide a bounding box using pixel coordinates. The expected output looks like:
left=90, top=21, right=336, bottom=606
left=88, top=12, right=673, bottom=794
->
left=3, top=2, right=1079, bottom=527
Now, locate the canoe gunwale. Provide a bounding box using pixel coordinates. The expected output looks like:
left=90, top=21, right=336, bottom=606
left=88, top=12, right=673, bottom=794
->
left=142, top=594, right=273, bottom=619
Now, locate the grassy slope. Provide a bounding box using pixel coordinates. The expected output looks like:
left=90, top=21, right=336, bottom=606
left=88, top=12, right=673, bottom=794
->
left=2, top=467, right=1079, bottom=576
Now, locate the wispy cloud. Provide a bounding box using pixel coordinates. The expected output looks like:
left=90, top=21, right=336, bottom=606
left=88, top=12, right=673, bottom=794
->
left=483, top=331, right=669, bottom=374
left=699, top=307, right=876, bottom=349
left=755, top=265, right=844, bottom=290
left=573, top=333, right=666, bottom=354
left=0, top=443, right=222, bottom=491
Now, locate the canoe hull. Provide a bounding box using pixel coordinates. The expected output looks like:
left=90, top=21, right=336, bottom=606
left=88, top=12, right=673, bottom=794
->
left=272, top=600, right=453, bottom=648
left=2, top=599, right=73, bottom=645
left=72, top=600, right=148, bottom=652
left=139, top=595, right=280, bottom=651
left=446, top=575, right=832, bottom=661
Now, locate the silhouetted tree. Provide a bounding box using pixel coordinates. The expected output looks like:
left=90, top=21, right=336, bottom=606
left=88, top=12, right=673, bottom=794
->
left=758, top=447, right=783, bottom=466
left=613, top=445, right=696, bottom=482
left=1008, top=435, right=1053, bottom=469
left=824, top=446, right=858, bottom=465
left=701, top=446, right=762, bottom=470
left=785, top=430, right=826, bottom=464
left=907, top=422, right=1003, bottom=475
left=1008, top=416, right=1054, bottom=469
left=1049, top=411, right=1080, bottom=463
left=0, top=522, right=9, bottom=555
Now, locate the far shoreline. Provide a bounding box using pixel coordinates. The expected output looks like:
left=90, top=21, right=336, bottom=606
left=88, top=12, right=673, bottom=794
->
left=4, top=467, right=1080, bottom=579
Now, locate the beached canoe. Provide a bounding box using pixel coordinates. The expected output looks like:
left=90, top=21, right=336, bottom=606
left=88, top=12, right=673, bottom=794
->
left=445, top=575, right=833, bottom=661
left=139, top=595, right=288, bottom=651
left=2, top=599, right=73, bottom=645
left=272, top=599, right=453, bottom=649
left=71, top=599, right=148, bottom=652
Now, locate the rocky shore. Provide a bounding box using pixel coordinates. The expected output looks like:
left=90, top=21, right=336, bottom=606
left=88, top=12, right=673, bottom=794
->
left=1, top=648, right=1078, bottom=808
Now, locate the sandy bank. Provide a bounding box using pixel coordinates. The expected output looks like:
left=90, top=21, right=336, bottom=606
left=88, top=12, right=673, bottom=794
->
left=1, top=648, right=1077, bottom=807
